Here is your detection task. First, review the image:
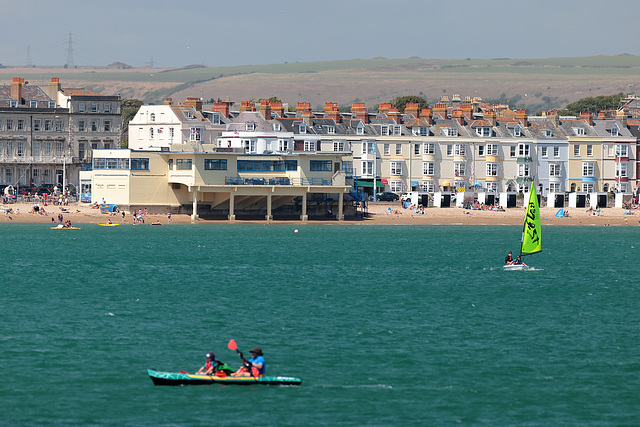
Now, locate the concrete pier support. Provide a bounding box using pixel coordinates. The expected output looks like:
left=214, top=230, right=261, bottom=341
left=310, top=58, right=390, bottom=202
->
left=228, top=192, right=236, bottom=221
left=266, top=194, right=273, bottom=221
left=191, top=191, right=199, bottom=221
left=338, top=192, right=344, bottom=220
left=301, top=193, right=308, bottom=221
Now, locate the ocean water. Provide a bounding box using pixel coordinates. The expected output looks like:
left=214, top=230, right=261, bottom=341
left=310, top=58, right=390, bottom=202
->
left=1, top=223, right=639, bottom=426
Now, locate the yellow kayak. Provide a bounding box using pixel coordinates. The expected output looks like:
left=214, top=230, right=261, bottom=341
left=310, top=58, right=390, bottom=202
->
left=98, top=223, right=120, bottom=227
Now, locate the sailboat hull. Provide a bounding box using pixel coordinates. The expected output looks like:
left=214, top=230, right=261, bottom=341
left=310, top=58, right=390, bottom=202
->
left=503, top=264, right=532, bottom=271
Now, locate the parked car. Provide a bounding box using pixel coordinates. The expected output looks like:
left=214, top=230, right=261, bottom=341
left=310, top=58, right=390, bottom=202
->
left=371, top=192, right=399, bottom=202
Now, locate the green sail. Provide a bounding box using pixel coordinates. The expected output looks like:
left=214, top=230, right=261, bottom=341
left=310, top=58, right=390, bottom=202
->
left=521, top=186, right=542, bottom=255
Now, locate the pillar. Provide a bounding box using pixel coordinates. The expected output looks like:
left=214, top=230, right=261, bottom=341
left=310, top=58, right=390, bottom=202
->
left=338, top=192, right=344, bottom=221
left=301, top=193, right=308, bottom=221
left=191, top=191, right=199, bottom=221
left=229, top=192, right=235, bottom=221
left=266, top=194, right=273, bottom=221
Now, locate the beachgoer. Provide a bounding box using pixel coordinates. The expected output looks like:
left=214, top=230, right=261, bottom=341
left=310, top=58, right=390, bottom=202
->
left=108, top=218, right=112, bottom=224
left=505, top=251, right=513, bottom=265
left=231, top=347, right=265, bottom=377
left=168, top=213, right=172, bottom=223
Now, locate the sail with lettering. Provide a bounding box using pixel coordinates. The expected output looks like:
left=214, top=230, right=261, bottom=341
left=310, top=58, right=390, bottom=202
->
left=520, top=187, right=542, bottom=255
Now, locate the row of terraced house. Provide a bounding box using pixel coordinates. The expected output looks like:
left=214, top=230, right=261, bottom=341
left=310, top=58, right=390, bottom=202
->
left=2, top=76, right=639, bottom=219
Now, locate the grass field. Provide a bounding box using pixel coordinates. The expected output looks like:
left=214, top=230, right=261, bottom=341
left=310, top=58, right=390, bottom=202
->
left=2, top=55, right=639, bottom=111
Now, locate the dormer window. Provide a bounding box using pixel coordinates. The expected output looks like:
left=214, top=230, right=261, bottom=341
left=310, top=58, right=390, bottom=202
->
left=573, top=127, right=585, bottom=136
left=442, top=127, right=458, bottom=137
left=356, top=123, right=364, bottom=135
left=211, top=113, right=221, bottom=125
left=299, top=123, right=307, bottom=134
left=30, top=101, right=37, bottom=108
left=185, top=111, right=194, bottom=119
left=273, top=123, right=281, bottom=131
left=475, top=127, right=492, bottom=137
left=49, top=101, right=56, bottom=108
left=150, top=113, right=156, bottom=122
left=543, top=129, right=552, bottom=138
left=393, top=125, right=402, bottom=135
left=327, top=125, right=335, bottom=134
left=246, top=122, right=255, bottom=131
left=514, top=125, right=521, bottom=137
left=10, top=100, right=17, bottom=107
left=611, top=124, right=620, bottom=137
left=381, top=125, right=389, bottom=135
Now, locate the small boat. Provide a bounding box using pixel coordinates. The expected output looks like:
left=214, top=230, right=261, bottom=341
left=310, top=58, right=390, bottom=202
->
left=151, top=221, right=162, bottom=225
left=504, top=187, right=541, bottom=271
left=50, top=226, right=81, bottom=230
left=147, top=369, right=302, bottom=386
left=98, top=223, right=120, bottom=227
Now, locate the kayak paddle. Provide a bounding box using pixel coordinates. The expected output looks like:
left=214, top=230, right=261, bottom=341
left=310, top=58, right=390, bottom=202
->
left=228, top=339, right=254, bottom=376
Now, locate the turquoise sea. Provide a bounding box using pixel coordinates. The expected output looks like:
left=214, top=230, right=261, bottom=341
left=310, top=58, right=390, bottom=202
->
left=2, top=223, right=639, bottom=426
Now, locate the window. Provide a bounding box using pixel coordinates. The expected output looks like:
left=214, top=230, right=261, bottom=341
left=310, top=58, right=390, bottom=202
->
left=327, top=125, right=335, bottom=134
left=454, top=163, right=466, bottom=176
left=362, top=141, right=375, bottom=154
left=475, top=127, right=491, bottom=137
left=304, top=141, right=316, bottom=152
left=423, top=143, right=435, bottom=154
left=17, top=142, right=24, bottom=157
left=244, top=122, right=255, bottom=132
left=190, top=127, right=202, bottom=141
left=91, top=120, right=99, bottom=132
left=149, top=113, right=156, bottom=122
left=395, top=144, right=402, bottom=155
left=204, top=159, right=227, bottom=170
left=421, top=180, right=435, bottom=192
left=390, top=180, right=403, bottom=192
left=514, top=126, right=521, bottom=137
left=541, top=147, right=548, bottom=157
left=17, top=120, right=25, bottom=131
left=549, top=164, right=561, bottom=177
left=55, top=142, right=62, bottom=156
left=78, top=103, right=85, bottom=113
left=510, top=146, right=516, bottom=157
left=32, top=169, right=40, bottom=185
left=486, top=182, right=498, bottom=193
left=104, top=121, right=111, bottom=132
left=390, top=161, right=403, bottom=175
left=393, top=125, right=402, bottom=135
left=104, top=103, right=111, bottom=113
left=383, top=143, right=390, bottom=155
left=413, top=127, right=428, bottom=136
left=333, top=141, right=345, bottom=152
left=453, top=144, right=466, bottom=156
left=518, top=164, right=530, bottom=177
left=243, top=139, right=256, bottom=153
left=9, top=100, right=17, bottom=107
left=356, top=123, right=364, bottom=135
left=615, top=162, right=628, bottom=177
left=380, top=125, right=389, bottom=135
left=79, top=120, right=86, bottom=132
left=447, top=145, right=453, bottom=156
left=549, top=182, right=562, bottom=193
left=342, top=161, right=353, bottom=175
left=278, top=139, right=289, bottom=151
left=586, top=145, right=593, bottom=156
left=478, top=145, right=484, bottom=156
left=55, top=120, right=63, bottom=132
left=30, top=101, right=38, bottom=108
left=237, top=160, right=296, bottom=171
left=543, top=129, right=552, bottom=138
left=616, top=144, right=629, bottom=157
left=169, top=128, right=175, bottom=138
left=423, top=162, right=435, bottom=175
left=310, top=160, right=332, bottom=171
left=93, top=158, right=130, bottom=170
left=44, top=120, right=52, bottom=131
left=5, top=141, right=13, bottom=156
left=611, top=124, right=619, bottom=137
left=34, top=119, right=41, bottom=131
left=361, top=160, right=373, bottom=176
left=6, top=119, right=13, bottom=131
left=0, top=119, right=3, bottom=130
left=149, top=128, right=155, bottom=139
left=486, top=144, right=498, bottom=156
left=486, top=163, right=498, bottom=176
left=176, top=159, right=192, bottom=170
left=131, top=158, right=150, bottom=170
left=573, top=127, right=585, bottom=136
left=33, top=142, right=41, bottom=157
left=582, top=161, right=595, bottom=177
left=272, top=123, right=281, bottom=132
left=553, top=147, right=560, bottom=158
left=582, top=182, right=594, bottom=193
left=44, top=142, right=51, bottom=156
left=414, top=144, right=420, bottom=155
left=517, top=143, right=530, bottom=157
left=91, top=103, right=98, bottom=113
left=79, top=143, right=85, bottom=159
left=211, top=113, right=220, bottom=125
left=442, top=127, right=457, bottom=137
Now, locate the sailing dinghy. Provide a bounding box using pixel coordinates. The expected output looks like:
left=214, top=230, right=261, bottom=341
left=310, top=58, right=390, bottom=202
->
left=504, top=187, right=541, bottom=271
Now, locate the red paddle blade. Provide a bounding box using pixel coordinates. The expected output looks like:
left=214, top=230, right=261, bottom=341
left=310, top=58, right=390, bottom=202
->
left=179, top=370, right=188, bottom=374
left=228, top=339, right=237, bottom=351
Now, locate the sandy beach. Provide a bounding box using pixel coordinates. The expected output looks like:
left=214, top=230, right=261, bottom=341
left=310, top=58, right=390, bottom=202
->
left=2, top=201, right=639, bottom=227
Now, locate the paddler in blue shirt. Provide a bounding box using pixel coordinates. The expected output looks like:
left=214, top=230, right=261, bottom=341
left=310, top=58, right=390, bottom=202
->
left=231, top=347, right=266, bottom=377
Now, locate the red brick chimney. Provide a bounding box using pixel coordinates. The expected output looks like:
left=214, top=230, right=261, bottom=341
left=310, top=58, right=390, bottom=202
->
left=405, top=103, right=419, bottom=118
left=270, top=102, right=284, bottom=118
left=388, top=108, right=402, bottom=124
left=485, top=109, right=496, bottom=126
left=597, top=110, right=606, bottom=120
left=184, top=97, right=202, bottom=112
left=324, top=102, right=341, bottom=123
left=296, top=102, right=311, bottom=116
left=580, top=111, right=593, bottom=126
left=163, top=98, right=173, bottom=105
left=11, top=77, right=23, bottom=104
left=378, top=103, right=391, bottom=115
left=420, top=108, right=433, bottom=125
left=259, top=99, right=272, bottom=119
left=351, top=102, right=368, bottom=124
left=211, top=102, right=229, bottom=117
left=516, top=109, right=528, bottom=127
left=239, top=100, right=254, bottom=112
left=452, top=109, right=465, bottom=126
left=433, top=102, right=447, bottom=120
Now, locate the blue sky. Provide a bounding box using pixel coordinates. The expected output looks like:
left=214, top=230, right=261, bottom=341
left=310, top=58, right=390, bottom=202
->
left=3, top=0, right=639, bottom=68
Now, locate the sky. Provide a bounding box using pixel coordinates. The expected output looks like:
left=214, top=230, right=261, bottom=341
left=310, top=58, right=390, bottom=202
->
left=3, top=0, right=640, bottom=68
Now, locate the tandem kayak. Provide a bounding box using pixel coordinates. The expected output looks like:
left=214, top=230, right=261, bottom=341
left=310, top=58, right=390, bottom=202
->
left=148, top=369, right=301, bottom=386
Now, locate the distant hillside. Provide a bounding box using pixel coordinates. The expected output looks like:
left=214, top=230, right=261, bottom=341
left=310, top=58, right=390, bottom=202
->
left=1, top=55, right=639, bottom=112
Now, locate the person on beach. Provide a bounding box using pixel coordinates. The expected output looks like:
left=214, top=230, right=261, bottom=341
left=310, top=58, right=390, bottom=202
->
left=505, top=251, right=513, bottom=265
left=231, top=347, right=265, bottom=377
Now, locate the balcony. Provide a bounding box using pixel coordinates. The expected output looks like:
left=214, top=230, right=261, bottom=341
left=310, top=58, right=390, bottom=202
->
left=225, top=176, right=337, bottom=186
left=517, top=157, right=533, bottom=163
left=516, top=176, right=534, bottom=183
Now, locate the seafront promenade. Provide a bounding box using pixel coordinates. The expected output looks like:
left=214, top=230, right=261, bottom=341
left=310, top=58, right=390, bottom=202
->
left=2, top=201, right=638, bottom=226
